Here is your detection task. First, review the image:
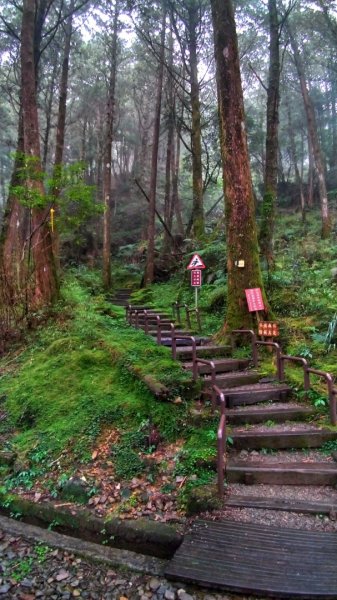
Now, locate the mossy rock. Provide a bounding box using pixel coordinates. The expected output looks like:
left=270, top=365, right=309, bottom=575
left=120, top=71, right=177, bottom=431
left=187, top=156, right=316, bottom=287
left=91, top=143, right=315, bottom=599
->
left=185, top=483, right=223, bottom=516
left=0, top=451, right=17, bottom=467
left=59, top=477, right=90, bottom=504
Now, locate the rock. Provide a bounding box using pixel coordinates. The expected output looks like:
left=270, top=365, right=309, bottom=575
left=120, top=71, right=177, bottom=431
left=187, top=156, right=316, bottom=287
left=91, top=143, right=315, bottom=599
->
left=239, top=450, right=249, bottom=458
left=149, top=577, right=161, bottom=591
left=164, top=589, right=176, bottom=600
left=177, top=590, right=194, bottom=600
left=59, top=478, right=90, bottom=504
left=56, top=570, right=70, bottom=581
left=331, top=451, right=337, bottom=462
left=184, top=484, right=222, bottom=516
left=0, top=584, right=11, bottom=595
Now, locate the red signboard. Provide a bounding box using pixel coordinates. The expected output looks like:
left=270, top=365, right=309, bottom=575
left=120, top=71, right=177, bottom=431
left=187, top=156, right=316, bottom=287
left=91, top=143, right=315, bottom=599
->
left=258, top=321, right=279, bottom=337
left=187, top=253, right=206, bottom=270
left=191, top=269, right=202, bottom=287
left=245, top=288, right=265, bottom=312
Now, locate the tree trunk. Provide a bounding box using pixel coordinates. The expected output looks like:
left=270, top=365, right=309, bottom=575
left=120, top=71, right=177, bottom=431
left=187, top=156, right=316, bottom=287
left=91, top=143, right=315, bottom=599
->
left=259, top=0, right=280, bottom=269
left=162, top=30, right=175, bottom=255
left=144, top=6, right=166, bottom=285
left=102, top=1, right=119, bottom=289
left=287, top=23, right=331, bottom=237
left=173, top=122, right=184, bottom=236
left=210, top=0, right=267, bottom=332
left=52, top=0, right=74, bottom=270
left=187, top=1, right=204, bottom=239
left=285, top=94, right=306, bottom=220
left=0, top=110, right=28, bottom=294
left=42, top=57, right=58, bottom=170
left=21, top=0, right=58, bottom=307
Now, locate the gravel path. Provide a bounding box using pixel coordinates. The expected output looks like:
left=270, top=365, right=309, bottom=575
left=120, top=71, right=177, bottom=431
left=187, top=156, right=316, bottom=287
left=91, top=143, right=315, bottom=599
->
left=0, top=521, right=260, bottom=600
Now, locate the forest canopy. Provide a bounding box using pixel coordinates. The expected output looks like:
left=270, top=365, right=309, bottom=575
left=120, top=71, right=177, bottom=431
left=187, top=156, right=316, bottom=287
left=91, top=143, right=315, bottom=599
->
left=0, top=0, right=336, bottom=327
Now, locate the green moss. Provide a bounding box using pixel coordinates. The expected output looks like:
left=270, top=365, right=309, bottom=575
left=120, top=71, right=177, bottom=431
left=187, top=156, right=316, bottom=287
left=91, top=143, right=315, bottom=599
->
left=0, top=273, right=194, bottom=461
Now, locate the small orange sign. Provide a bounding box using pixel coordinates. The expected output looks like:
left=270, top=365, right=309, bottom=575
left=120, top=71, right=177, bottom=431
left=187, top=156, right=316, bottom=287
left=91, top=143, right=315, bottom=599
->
left=258, top=321, right=279, bottom=337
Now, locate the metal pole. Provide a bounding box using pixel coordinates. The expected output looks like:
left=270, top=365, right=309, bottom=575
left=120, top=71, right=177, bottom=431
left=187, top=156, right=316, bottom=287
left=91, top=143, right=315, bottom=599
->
left=195, top=286, right=198, bottom=309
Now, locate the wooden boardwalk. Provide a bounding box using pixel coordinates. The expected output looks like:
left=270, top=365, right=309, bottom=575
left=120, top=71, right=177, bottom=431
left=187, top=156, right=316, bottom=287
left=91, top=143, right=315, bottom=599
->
left=165, top=520, right=337, bottom=599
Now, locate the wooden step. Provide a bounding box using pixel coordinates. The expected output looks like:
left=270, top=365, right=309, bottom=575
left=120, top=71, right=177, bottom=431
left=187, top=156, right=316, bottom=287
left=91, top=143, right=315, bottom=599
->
left=165, top=519, right=337, bottom=598
left=224, top=494, right=337, bottom=515
left=219, top=382, right=292, bottom=406
left=175, top=345, right=232, bottom=360
left=149, top=329, right=193, bottom=336
left=227, top=461, right=337, bottom=485
left=136, top=314, right=171, bottom=321
left=231, top=428, right=337, bottom=450
left=183, top=358, right=251, bottom=374
left=160, top=336, right=211, bottom=347
left=203, top=370, right=261, bottom=388
left=226, top=405, right=315, bottom=425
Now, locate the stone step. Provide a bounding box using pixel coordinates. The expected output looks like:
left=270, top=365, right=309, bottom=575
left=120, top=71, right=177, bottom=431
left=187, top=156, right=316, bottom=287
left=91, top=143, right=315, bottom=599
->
left=183, top=358, right=251, bottom=374
left=227, top=461, right=337, bottom=485
left=175, top=345, right=232, bottom=360
left=224, top=494, right=337, bottom=515
left=226, top=405, right=316, bottom=425
left=231, top=428, right=337, bottom=450
left=203, top=370, right=261, bottom=388
left=217, top=382, right=292, bottom=406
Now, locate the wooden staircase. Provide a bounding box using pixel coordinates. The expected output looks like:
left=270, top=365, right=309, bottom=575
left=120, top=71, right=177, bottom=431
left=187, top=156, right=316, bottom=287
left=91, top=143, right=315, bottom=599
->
left=123, top=297, right=337, bottom=492
left=121, top=295, right=337, bottom=598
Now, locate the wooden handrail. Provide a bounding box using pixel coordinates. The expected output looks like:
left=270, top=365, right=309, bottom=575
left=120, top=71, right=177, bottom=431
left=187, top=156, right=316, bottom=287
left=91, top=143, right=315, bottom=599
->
left=231, top=329, right=258, bottom=367
left=213, top=384, right=226, bottom=498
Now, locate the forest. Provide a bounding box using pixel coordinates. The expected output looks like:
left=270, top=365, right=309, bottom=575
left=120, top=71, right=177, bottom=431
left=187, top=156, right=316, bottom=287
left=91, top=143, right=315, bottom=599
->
left=1, top=1, right=337, bottom=594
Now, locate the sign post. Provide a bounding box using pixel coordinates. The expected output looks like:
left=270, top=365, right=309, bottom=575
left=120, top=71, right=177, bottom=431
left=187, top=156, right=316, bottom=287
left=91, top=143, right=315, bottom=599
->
left=191, top=269, right=202, bottom=308
left=187, top=254, right=206, bottom=309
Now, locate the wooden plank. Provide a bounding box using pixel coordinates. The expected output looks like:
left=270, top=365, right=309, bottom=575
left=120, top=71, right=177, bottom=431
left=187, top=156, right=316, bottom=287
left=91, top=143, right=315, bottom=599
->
left=224, top=494, right=337, bottom=515
left=175, top=345, right=231, bottom=360
left=232, top=429, right=337, bottom=450
left=227, top=461, right=337, bottom=485
left=227, top=406, right=315, bottom=424
left=203, top=371, right=261, bottom=387
left=165, top=520, right=337, bottom=598
left=183, top=358, right=251, bottom=374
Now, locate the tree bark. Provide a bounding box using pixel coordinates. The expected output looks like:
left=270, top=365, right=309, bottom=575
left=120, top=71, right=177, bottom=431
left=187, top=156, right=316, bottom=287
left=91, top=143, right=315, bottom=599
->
left=287, top=22, right=331, bottom=237
left=259, top=0, right=280, bottom=269
left=144, top=5, right=166, bottom=285
left=102, top=0, right=119, bottom=289
left=210, top=0, right=267, bottom=332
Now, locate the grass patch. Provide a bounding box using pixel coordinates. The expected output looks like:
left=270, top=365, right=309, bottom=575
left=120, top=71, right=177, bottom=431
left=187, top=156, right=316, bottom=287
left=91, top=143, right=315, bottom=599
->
left=0, top=271, right=195, bottom=469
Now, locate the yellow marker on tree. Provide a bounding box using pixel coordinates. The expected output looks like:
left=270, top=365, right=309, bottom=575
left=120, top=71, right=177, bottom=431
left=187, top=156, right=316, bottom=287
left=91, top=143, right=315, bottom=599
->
left=50, top=207, right=55, bottom=232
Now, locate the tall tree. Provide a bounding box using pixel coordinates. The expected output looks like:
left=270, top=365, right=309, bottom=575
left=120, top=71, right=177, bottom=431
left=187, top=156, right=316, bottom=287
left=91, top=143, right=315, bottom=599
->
left=170, top=0, right=205, bottom=239
left=20, top=0, right=58, bottom=306
left=144, top=4, right=166, bottom=285
left=287, top=19, right=331, bottom=238
left=211, top=0, right=267, bottom=331
left=102, top=0, right=120, bottom=289
left=259, top=0, right=281, bottom=269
